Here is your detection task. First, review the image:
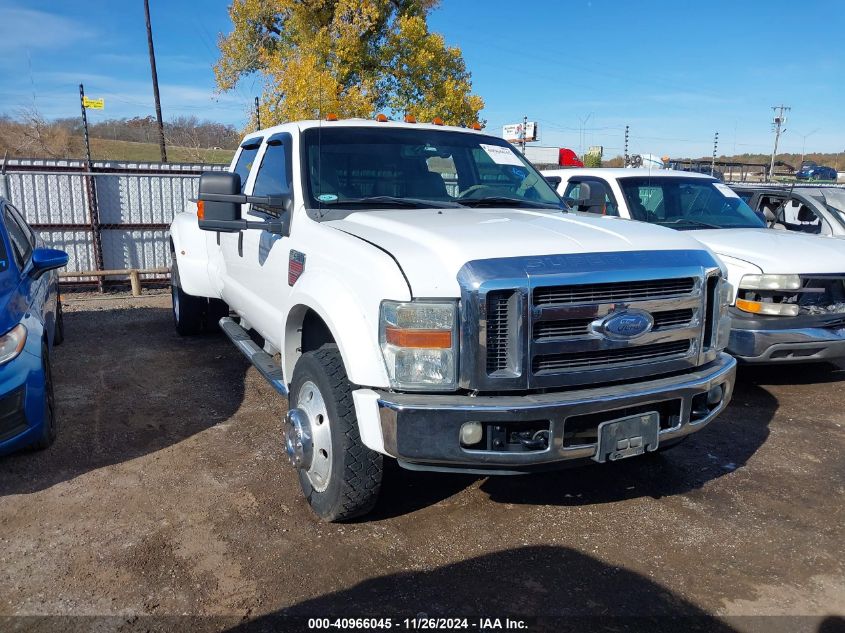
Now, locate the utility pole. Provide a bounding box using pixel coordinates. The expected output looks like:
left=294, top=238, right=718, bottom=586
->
left=624, top=125, right=629, bottom=166
left=769, top=105, right=790, bottom=180
left=799, top=128, right=820, bottom=164
left=79, top=84, right=93, bottom=167
left=255, top=97, right=261, bottom=131
left=144, top=0, right=167, bottom=163
left=711, top=131, right=719, bottom=177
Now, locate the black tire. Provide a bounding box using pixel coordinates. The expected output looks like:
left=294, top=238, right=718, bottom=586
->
left=205, top=298, right=230, bottom=331
left=290, top=346, right=383, bottom=521
left=171, top=260, right=207, bottom=336
left=53, top=296, right=65, bottom=346
left=32, top=343, right=57, bottom=451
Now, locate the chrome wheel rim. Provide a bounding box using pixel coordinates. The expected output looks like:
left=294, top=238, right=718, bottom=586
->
left=297, top=380, right=332, bottom=492
left=171, top=283, right=180, bottom=321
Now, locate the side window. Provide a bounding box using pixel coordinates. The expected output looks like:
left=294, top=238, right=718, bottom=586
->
left=4, top=207, right=32, bottom=270
left=232, top=140, right=262, bottom=193
left=562, top=179, right=619, bottom=216
left=782, top=199, right=824, bottom=234
left=5, top=203, right=35, bottom=247
left=252, top=138, right=292, bottom=197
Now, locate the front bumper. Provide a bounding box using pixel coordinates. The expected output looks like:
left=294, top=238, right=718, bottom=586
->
left=373, top=353, right=736, bottom=473
left=0, top=348, right=48, bottom=457
left=727, top=310, right=845, bottom=363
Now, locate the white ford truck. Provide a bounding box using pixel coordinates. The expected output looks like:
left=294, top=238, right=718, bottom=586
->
left=170, top=120, right=736, bottom=521
left=544, top=168, right=845, bottom=364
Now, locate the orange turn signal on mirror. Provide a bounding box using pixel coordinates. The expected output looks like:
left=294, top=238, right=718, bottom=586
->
left=196, top=200, right=205, bottom=220
left=385, top=328, right=452, bottom=349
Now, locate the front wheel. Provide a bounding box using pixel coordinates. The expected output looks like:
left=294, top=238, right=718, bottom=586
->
left=32, top=343, right=57, bottom=451
left=53, top=296, right=65, bottom=346
left=171, top=260, right=216, bottom=336
left=288, top=346, right=383, bottom=521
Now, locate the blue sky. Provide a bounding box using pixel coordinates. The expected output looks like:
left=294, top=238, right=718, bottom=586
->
left=0, top=0, right=842, bottom=158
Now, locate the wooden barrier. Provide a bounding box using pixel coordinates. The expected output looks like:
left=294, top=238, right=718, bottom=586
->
left=60, top=267, right=170, bottom=296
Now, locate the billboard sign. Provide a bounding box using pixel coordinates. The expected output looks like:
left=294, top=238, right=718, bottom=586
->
left=503, top=122, right=538, bottom=144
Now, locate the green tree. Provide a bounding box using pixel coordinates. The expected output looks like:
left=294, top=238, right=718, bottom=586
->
left=215, top=0, right=484, bottom=127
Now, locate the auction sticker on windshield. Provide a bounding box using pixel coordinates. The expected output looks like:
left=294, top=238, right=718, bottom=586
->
left=480, top=144, right=523, bottom=166
left=714, top=183, right=739, bottom=198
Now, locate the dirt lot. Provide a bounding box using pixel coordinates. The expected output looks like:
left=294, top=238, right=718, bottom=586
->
left=1, top=291, right=844, bottom=632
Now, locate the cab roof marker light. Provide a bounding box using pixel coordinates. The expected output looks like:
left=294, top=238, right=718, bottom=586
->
left=375, top=113, right=389, bottom=122
left=470, top=122, right=483, bottom=130
left=325, top=113, right=338, bottom=121
left=432, top=117, right=444, bottom=126
left=404, top=115, right=417, bottom=123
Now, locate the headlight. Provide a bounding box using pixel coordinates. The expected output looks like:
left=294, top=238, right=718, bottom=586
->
left=739, top=274, right=801, bottom=291
left=737, top=274, right=802, bottom=317
left=0, top=324, right=27, bottom=365
left=379, top=301, right=458, bottom=391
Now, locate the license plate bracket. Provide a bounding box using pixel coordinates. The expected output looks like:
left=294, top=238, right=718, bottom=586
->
left=593, top=412, right=660, bottom=463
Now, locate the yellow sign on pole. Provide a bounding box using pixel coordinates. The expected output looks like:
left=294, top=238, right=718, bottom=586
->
left=82, top=97, right=105, bottom=110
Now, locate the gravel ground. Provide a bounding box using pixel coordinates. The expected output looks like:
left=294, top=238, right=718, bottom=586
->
left=0, top=291, right=843, bottom=633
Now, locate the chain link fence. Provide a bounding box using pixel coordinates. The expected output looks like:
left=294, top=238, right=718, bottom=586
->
left=0, top=158, right=226, bottom=288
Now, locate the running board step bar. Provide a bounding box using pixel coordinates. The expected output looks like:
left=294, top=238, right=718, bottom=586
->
left=219, top=317, right=288, bottom=397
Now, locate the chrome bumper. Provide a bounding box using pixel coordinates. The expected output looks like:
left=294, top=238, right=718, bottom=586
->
left=728, top=325, right=845, bottom=363
left=375, top=353, right=736, bottom=474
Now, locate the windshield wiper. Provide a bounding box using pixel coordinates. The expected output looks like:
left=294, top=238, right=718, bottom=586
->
left=457, top=196, right=562, bottom=209
left=321, top=196, right=461, bottom=209
left=658, top=218, right=722, bottom=230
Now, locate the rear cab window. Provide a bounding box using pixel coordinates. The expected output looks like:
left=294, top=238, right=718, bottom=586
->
left=232, top=137, right=263, bottom=192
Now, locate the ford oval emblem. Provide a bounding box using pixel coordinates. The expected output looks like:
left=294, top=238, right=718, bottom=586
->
left=598, top=310, right=654, bottom=340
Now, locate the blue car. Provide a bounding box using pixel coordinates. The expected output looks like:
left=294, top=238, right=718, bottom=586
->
left=796, top=161, right=838, bottom=181
left=0, top=197, right=68, bottom=456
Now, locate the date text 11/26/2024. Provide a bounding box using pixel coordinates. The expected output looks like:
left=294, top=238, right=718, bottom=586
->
left=307, top=618, right=530, bottom=630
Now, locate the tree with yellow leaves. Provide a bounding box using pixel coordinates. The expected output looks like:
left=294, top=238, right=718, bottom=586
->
left=215, top=0, right=484, bottom=128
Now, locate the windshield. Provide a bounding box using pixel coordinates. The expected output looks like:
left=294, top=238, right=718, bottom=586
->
left=302, top=126, right=564, bottom=212
left=619, top=177, right=766, bottom=230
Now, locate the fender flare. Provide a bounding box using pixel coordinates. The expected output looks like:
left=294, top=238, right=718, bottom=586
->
left=169, top=211, right=217, bottom=298
left=283, top=272, right=395, bottom=389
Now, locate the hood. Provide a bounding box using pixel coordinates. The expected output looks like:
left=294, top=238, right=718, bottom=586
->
left=691, top=228, right=845, bottom=274
left=327, top=208, right=709, bottom=296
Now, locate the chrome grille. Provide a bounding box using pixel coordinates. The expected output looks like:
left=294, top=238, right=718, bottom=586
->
left=458, top=250, right=723, bottom=391
left=533, top=340, right=692, bottom=373
left=533, top=308, right=696, bottom=341
left=486, top=291, right=511, bottom=373
left=534, top=278, right=695, bottom=305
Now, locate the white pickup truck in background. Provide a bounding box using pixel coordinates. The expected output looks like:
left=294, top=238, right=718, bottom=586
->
left=169, top=121, right=736, bottom=521
left=544, top=168, right=845, bottom=364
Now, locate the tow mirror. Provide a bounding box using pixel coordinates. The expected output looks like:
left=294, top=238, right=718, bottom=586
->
left=198, top=172, right=242, bottom=233
left=31, top=248, right=69, bottom=278
left=197, top=171, right=291, bottom=235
